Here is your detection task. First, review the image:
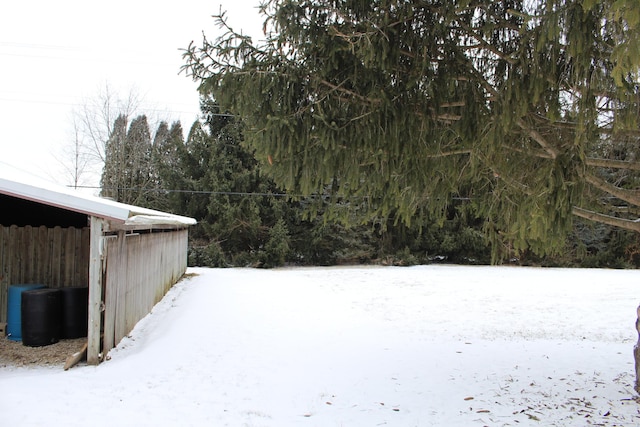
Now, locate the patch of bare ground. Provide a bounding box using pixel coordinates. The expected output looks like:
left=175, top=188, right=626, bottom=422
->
left=0, top=336, right=87, bottom=368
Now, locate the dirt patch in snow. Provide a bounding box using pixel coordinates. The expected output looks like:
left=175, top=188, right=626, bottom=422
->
left=0, top=336, right=87, bottom=368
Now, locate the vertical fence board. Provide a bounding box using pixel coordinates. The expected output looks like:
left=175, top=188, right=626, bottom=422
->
left=10, top=226, right=22, bottom=284
left=37, top=226, right=49, bottom=284
left=23, top=226, right=33, bottom=282
left=0, top=226, right=5, bottom=325
left=80, top=228, right=90, bottom=285
left=103, top=233, right=121, bottom=354
left=113, top=233, right=129, bottom=346
left=51, top=227, right=62, bottom=287
left=73, top=227, right=84, bottom=285
left=63, top=228, right=73, bottom=286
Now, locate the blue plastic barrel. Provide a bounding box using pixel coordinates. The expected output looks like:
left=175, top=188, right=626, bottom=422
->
left=7, top=284, right=46, bottom=341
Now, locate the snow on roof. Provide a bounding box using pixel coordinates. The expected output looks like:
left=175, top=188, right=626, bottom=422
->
left=0, top=162, right=196, bottom=227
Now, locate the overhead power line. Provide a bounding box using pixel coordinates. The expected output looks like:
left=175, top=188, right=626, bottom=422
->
left=69, top=185, right=472, bottom=201
left=71, top=185, right=319, bottom=199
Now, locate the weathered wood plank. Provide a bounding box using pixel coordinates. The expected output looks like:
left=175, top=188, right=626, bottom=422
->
left=635, top=304, right=640, bottom=394
left=51, top=226, right=62, bottom=286
left=103, top=234, right=117, bottom=354
left=10, top=226, right=22, bottom=284
left=23, top=226, right=34, bottom=282
left=102, top=262, right=114, bottom=353
left=114, top=233, right=129, bottom=347
left=80, top=227, right=90, bottom=285
left=73, top=227, right=84, bottom=285
left=63, top=227, right=76, bottom=286
left=37, top=226, right=50, bottom=285
left=0, top=226, right=6, bottom=323
left=87, top=217, right=103, bottom=365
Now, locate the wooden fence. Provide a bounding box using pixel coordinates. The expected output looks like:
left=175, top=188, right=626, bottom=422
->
left=0, top=225, right=90, bottom=323
left=102, top=228, right=188, bottom=354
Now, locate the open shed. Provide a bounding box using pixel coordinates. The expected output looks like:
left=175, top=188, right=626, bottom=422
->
left=0, top=165, right=196, bottom=364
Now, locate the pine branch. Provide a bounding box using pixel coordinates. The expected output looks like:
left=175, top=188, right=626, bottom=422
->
left=318, top=79, right=381, bottom=105
left=586, top=158, right=640, bottom=172
left=516, top=119, right=559, bottom=159
left=456, top=21, right=517, bottom=65
left=572, top=206, right=640, bottom=232
left=424, top=148, right=473, bottom=158
left=502, top=144, right=553, bottom=160
left=584, top=173, right=640, bottom=207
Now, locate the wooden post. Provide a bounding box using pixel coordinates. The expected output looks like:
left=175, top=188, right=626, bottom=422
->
left=635, top=305, right=640, bottom=394
left=87, top=216, right=104, bottom=365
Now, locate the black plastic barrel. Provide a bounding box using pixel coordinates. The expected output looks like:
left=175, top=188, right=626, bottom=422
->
left=7, top=284, right=46, bottom=341
left=60, top=287, right=89, bottom=339
left=21, top=288, right=62, bottom=347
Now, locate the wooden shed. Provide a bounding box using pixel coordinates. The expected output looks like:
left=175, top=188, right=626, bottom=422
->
left=0, top=165, right=196, bottom=364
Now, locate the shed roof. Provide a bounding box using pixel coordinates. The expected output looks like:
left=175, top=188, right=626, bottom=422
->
left=0, top=163, right=196, bottom=228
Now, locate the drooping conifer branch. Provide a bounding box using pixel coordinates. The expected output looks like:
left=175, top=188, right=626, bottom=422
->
left=184, top=0, right=640, bottom=260
left=584, top=173, right=640, bottom=208
left=585, top=158, right=640, bottom=171
left=516, top=119, right=560, bottom=160
left=572, top=207, right=640, bottom=232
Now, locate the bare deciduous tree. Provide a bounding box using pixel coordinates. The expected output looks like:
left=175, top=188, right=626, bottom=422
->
left=57, top=83, right=143, bottom=189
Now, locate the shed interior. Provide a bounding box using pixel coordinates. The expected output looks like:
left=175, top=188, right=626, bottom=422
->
left=0, top=193, right=88, bottom=227
left=0, top=193, right=90, bottom=328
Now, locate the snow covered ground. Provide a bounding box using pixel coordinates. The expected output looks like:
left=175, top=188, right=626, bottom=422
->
left=2, top=265, right=640, bottom=426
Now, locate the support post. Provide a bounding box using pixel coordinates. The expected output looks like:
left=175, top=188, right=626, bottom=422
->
left=87, top=216, right=104, bottom=365
left=635, top=305, right=640, bottom=394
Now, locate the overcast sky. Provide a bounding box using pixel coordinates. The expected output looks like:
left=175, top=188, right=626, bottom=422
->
left=0, top=0, right=264, bottom=187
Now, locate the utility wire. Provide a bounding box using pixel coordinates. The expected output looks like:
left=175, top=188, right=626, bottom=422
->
left=71, top=185, right=329, bottom=199
left=69, top=185, right=472, bottom=201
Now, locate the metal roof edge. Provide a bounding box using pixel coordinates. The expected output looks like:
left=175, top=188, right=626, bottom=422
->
left=0, top=177, right=130, bottom=221
left=0, top=164, right=196, bottom=226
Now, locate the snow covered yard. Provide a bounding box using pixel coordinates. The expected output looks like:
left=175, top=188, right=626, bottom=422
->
left=2, top=265, right=640, bottom=426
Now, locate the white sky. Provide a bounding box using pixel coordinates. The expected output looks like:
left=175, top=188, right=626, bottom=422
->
left=0, top=0, right=264, bottom=187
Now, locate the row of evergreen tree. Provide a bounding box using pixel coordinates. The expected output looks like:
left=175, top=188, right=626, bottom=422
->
left=100, top=99, right=640, bottom=268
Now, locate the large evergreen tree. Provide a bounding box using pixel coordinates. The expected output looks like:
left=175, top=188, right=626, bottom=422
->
left=184, top=0, right=640, bottom=260
left=125, top=115, right=156, bottom=206
left=101, top=114, right=128, bottom=202
left=101, top=114, right=156, bottom=206
left=184, top=100, right=295, bottom=266
left=152, top=121, right=187, bottom=212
